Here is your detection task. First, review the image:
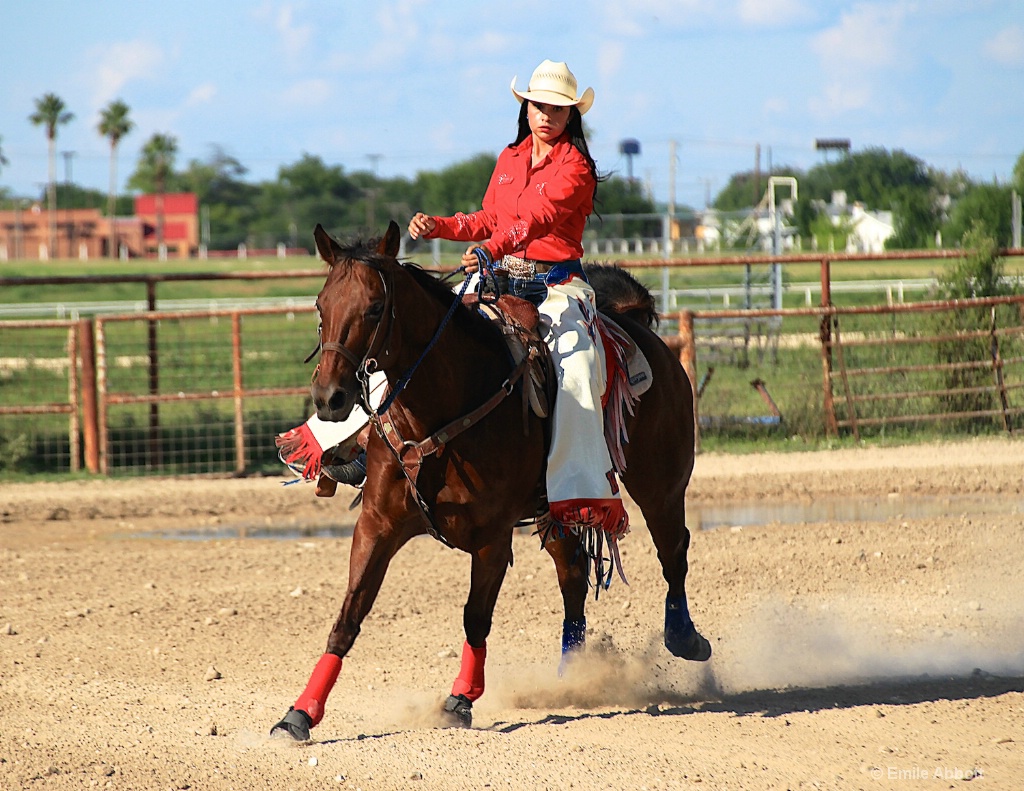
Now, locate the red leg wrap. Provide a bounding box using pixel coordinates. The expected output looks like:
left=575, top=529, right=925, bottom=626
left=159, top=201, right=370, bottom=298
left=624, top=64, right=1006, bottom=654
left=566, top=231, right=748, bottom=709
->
left=450, top=640, right=487, bottom=702
left=294, top=653, right=343, bottom=727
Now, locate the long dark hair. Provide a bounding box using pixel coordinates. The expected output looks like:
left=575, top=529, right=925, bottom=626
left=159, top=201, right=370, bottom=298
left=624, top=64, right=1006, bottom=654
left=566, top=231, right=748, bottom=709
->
left=510, top=101, right=606, bottom=201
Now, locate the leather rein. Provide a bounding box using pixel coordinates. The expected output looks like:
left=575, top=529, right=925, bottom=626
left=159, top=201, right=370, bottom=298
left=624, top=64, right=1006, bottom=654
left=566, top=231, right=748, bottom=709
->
left=309, top=260, right=532, bottom=546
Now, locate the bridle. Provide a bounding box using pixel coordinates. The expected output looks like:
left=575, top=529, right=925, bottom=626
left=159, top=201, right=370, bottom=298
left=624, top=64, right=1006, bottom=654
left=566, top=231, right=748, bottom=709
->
left=305, top=263, right=396, bottom=413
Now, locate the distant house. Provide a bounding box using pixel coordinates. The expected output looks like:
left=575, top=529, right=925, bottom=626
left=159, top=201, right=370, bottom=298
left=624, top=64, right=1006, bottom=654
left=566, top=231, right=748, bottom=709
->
left=847, top=203, right=894, bottom=253
left=820, top=191, right=895, bottom=254
left=0, top=193, right=199, bottom=261
left=134, top=193, right=199, bottom=258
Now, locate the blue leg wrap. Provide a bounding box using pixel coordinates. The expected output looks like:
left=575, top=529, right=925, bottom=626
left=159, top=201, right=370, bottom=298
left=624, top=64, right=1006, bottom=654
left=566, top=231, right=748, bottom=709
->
left=558, top=617, right=586, bottom=677
left=664, top=593, right=711, bottom=661
left=665, top=594, right=694, bottom=642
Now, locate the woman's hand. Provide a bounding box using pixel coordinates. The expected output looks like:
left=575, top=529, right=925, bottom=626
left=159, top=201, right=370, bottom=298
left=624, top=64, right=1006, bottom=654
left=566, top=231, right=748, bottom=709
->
left=461, top=245, right=489, bottom=273
left=408, top=212, right=436, bottom=239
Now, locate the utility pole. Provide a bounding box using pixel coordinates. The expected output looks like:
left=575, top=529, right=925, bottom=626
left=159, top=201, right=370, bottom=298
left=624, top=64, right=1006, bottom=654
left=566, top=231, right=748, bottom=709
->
left=754, top=143, right=761, bottom=206
left=62, top=150, right=75, bottom=258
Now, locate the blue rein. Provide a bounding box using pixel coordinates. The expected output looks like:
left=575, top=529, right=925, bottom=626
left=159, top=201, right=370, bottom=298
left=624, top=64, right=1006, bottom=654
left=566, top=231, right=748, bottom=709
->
left=372, top=261, right=475, bottom=416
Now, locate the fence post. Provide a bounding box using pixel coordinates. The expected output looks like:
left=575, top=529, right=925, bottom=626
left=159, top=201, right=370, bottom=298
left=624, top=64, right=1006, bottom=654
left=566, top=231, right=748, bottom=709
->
left=79, top=318, right=100, bottom=473
left=232, top=312, right=247, bottom=474
left=678, top=310, right=700, bottom=452
left=146, top=280, right=162, bottom=469
left=819, top=256, right=838, bottom=435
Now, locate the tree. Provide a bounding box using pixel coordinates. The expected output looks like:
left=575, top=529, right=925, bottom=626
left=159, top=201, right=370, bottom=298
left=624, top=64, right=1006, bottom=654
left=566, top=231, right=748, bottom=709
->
left=941, top=183, right=1014, bottom=248
left=1013, top=150, right=1024, bottom=195
left=0, top=134, right=9, bottom=174
left=29, top=93, right=74, bottom=257
left=131, top=133, right=179, bottom=250
left=97, top=100, right=134, bottom=258
left=180, top=146, right=257, bottom=249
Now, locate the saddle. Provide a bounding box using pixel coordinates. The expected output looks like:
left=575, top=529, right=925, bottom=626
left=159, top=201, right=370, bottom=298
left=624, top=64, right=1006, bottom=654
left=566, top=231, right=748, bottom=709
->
left=463, top=293, right=554, bottom=421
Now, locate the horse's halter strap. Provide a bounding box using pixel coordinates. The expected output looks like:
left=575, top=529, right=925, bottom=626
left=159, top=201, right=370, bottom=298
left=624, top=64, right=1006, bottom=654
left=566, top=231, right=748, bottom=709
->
left=307, top=266, right=395, bottom=410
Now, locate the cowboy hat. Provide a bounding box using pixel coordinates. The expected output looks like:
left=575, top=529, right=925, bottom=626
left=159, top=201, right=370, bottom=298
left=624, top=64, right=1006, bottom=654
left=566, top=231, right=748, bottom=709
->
left=510, top=60, right=594, bottom=115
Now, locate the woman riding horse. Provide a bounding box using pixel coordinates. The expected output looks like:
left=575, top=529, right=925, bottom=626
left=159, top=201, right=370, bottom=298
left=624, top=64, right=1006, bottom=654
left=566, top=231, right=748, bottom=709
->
left=408, top=59, right=625, bottom=541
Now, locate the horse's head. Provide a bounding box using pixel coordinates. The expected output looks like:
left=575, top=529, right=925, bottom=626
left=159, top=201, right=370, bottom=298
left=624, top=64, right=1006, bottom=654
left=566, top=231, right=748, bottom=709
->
left=309, top=221, right=401, bottom=422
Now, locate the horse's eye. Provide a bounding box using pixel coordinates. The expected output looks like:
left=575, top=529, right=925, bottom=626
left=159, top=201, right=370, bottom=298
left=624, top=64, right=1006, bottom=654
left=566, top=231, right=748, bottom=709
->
left=367, top=301, right=384, bottom=321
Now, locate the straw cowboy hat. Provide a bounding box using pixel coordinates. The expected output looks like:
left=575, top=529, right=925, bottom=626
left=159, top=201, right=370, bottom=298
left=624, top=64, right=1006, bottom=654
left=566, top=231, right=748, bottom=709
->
left=510, top=60, right=594, bottom=115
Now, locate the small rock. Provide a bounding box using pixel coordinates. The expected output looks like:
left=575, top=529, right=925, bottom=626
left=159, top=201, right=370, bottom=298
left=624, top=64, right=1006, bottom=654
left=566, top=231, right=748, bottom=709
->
left=218, top=607, right=237, bottom=617
left=204, top=665, right=222, bottom=681
left=308, top=756, right=318, bottom=767
left=410, top=771, right=423, bottom=780
left=437, top=648, right=457, bottom=659
left=621, top=599, right=631, bottom=610
left=290, top=587, right=304, bottom=597
left=144, top=581, right=156, bottom=589
left=968, top=601, right=982, bottom=611
left=2, top=623, right=15, bottom=635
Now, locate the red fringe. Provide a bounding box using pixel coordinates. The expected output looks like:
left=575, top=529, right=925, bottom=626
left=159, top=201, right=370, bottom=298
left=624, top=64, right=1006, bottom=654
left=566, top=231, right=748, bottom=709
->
left=548, top=498, right=629, bottom=540
left=597, top=318, right=638, bottom=475
left=275, top=422, right=322, bottom=480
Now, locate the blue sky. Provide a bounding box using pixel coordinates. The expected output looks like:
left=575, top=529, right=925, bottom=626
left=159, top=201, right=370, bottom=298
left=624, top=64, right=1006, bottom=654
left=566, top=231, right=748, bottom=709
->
left=1, top=0, right=1022, bottom=212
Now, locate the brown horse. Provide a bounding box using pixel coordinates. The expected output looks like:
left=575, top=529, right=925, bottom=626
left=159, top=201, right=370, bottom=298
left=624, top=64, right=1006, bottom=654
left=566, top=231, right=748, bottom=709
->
left=271, top=221, right=711, bottom=740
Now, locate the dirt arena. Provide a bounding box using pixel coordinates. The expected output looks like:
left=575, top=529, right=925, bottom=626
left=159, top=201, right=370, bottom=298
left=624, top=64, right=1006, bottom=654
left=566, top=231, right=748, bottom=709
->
left=2, top=438, right=1023, bottom=790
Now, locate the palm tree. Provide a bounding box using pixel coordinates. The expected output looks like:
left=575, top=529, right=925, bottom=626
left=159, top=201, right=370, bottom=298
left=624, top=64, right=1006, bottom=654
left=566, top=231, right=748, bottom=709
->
left=97, top=100, right=134, bottom=258
left=29, top=93, right=74, bottom=257
left=139, top=133, right=178, bottom=253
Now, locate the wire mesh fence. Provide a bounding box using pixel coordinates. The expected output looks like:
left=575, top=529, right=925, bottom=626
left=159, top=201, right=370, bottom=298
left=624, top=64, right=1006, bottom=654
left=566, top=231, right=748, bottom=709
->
left=95, top=307, right=318, bottom=476
left=0, top=320, right=80, bottom=474
left=687, top=296, right=1024, bottom=441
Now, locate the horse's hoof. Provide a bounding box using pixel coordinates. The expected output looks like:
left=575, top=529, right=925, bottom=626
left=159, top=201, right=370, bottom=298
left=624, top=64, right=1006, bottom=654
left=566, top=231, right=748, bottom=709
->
left=442, top=694, right=473, bottom=728
left=270, top=707, right=313, bottom=741
left=665, top=622, right=712, bottom=662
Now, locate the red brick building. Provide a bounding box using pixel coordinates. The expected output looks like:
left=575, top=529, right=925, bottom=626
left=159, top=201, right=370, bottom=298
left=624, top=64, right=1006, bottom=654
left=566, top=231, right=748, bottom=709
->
left=0, top=193, right=197, bottom=261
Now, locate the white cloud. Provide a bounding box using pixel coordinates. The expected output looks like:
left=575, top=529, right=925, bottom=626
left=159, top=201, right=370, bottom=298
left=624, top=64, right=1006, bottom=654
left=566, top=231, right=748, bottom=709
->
left=274, top=4, right=312, bottom=60
left=737, top=0, right=812, bottom=27
left=807, top=2, right=914, bottom=120
left=808, top=80, right=872, bottom=117
left=811, top=3, right=908, bottom=70
left=278, top=77, right=333, bottom=107
left=184, top=83, right=217, bottom=107
left=89, top=40, right=163, bottom=108
left=983, top=25, right=1024, bottom=67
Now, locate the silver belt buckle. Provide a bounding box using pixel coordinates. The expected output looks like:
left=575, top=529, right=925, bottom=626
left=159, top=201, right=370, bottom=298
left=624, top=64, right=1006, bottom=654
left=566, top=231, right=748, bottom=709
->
left=501, top=255, right=536, bottom=278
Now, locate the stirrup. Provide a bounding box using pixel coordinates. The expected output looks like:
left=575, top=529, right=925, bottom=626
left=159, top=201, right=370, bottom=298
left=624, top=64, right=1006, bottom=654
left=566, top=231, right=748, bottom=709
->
left=324, top=450, right=366, bottom=486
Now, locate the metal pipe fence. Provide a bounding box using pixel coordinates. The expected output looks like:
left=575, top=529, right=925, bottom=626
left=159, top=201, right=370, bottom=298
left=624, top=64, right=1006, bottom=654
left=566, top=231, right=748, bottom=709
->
left=3, top=252, right=1024, bottom=476
left=677, top=294, right=1024, bottom=441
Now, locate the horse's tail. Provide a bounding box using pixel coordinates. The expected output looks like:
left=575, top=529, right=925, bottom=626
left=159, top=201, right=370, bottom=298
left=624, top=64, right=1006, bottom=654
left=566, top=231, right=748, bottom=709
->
left=584, top=263, right=659, bottom=329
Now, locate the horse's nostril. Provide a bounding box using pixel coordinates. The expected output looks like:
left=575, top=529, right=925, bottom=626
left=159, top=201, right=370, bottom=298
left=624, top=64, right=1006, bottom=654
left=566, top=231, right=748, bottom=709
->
left=327, top=390, right=349, bottom=412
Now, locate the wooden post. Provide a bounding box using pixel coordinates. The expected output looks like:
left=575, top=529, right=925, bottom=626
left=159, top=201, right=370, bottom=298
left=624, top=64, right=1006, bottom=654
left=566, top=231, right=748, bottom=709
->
left=678, top=310, right=700, bottom=452
left=79, top=318, right=100, bottom=473
left=819, top=257, right=838, bottom=435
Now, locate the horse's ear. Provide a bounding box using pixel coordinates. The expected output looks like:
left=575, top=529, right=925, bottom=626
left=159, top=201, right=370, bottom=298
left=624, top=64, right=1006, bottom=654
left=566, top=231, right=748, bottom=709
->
left=313, top=223, right=343, bottom=267
left=377, top=221, right=401, bottom=258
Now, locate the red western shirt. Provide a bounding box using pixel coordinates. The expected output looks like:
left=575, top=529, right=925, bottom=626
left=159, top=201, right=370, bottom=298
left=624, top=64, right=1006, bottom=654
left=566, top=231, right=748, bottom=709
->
left=426, top=134, right=595, bottom=263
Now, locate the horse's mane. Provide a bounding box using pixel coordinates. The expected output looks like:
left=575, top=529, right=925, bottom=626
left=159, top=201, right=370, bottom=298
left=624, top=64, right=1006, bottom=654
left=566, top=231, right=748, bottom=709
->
left=399, top=261, right=505, bottom=342
left=583, top=263, right=659, bottom=329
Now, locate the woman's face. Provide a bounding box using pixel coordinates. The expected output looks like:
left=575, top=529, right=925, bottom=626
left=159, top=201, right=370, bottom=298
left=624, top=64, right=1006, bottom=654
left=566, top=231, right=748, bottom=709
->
left=527, top=101, right=571, bottom=144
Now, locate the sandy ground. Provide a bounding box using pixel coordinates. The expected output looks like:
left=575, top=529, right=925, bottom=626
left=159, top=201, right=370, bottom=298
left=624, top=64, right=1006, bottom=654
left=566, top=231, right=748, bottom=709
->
left=2, top=437, right=1023, bottom=790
